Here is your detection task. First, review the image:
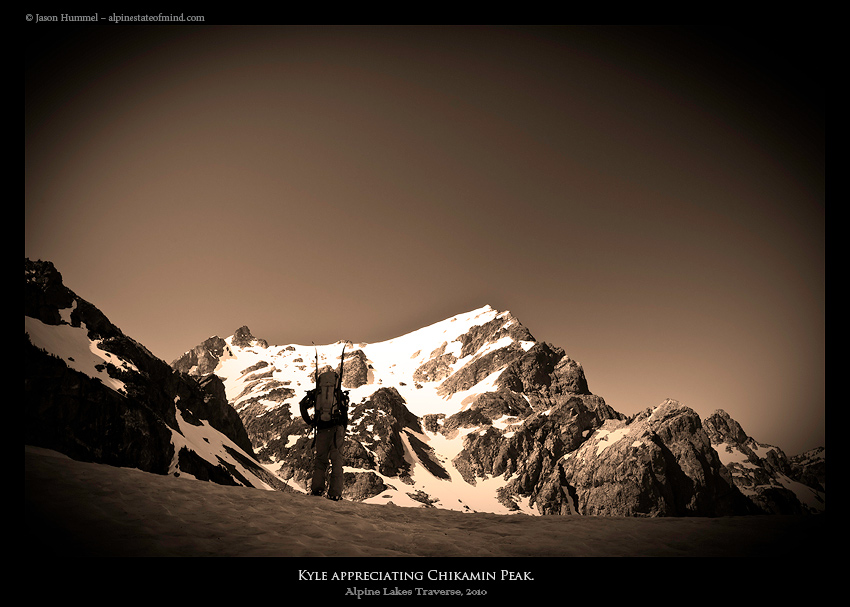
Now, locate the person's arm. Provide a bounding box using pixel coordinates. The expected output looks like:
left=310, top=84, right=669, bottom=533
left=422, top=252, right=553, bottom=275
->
left=299, top=389, right=317, bottom=425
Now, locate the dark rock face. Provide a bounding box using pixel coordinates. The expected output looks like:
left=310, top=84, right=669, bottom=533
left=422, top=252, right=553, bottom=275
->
left=457, top=314, right=535, bottom=357
left=341, top=349, right=368, bottom=389
left=25, top=259, right=118, bottom=340
left=350, top=388, right=419, bottom=478
left=496, top=342, right=590, bottom=403
left=231, top=326, right=268, bottom=349
left=24, top=258, right=270, bottom=489
left=560, top=401, right=758, bottom=517
left=171, top=336, right=229, bottom=376
left=467, top=390, right=533, bottom=420
left=25, top=260, right=78, bottom=325
left=25, top=337, right=177, bottom=474
left=437, top=343, right=527, bottom=397
left=449, top=393, right=622, bottom=514
left=790, top=447, right=825, bottom=493
left=413, top=353, right=457, bottom=384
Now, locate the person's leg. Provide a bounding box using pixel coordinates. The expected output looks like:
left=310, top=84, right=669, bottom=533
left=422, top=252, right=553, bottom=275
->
left=327, top=425, right=345, bottom=499
left=311, top=429, right=330, bottom=495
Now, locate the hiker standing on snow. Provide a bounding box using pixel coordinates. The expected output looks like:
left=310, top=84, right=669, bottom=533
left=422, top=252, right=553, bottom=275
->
left=300, top=368, right=349, bottom=501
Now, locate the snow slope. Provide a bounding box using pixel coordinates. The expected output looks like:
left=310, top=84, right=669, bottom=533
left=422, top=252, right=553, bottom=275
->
left=213, top=305, right=529, bottom=418
left=25, top=445, right=827, bottom=559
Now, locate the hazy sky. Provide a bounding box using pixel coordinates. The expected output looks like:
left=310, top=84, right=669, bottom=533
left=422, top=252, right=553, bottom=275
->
left=25, top=25, right=824, bottom=455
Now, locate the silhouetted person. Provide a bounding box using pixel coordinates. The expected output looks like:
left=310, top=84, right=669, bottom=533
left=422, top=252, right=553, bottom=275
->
left=300, top=370, right=349, bottom=500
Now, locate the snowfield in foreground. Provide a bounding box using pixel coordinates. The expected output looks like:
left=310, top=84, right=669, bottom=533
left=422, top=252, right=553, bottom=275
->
left=25, top=446, right=825, bottom=561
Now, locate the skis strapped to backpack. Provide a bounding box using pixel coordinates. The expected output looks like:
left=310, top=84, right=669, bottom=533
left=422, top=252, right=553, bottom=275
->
left=321, top=344, right=347, bottom=423
left=337, top=344, right=346, bottom=404
left=311, top=343, right=319, bottom=446
left=333, top=344, right=348, bottom=448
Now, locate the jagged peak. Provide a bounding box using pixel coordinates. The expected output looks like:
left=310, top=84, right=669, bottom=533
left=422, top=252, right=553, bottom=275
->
left=231, top=326, right=268, bottom=349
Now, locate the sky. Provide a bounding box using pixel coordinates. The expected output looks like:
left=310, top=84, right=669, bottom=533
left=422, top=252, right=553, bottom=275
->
left=25, top=24, right=824, bottom=456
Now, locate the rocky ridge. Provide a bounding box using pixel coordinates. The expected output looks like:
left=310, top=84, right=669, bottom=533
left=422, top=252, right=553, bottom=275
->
left=703, top=410, right=824, bottom=514
left=24, top=258, right=284, bottom=491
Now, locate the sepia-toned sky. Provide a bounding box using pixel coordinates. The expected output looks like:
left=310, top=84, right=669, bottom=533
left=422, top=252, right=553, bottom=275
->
left=25, top=24, right=824, bottom=455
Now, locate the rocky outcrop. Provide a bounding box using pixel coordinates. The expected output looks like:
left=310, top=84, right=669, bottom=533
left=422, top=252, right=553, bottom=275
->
left=231, top=326, right=268, bottom=349
left=341, top=349, right=368, bottom=389
left=456, top=313, right=535, bottom=357
left=704, top=410, right=824, bottom=514
left=437, top=343, right=527, bottom=397
left=449, top=393, right=622, bottom=513
left=349, top=388, right=417, bottom=477
left=496, top=342, right=590, bottom=404
left=171, top=326, right=269, bottom=375
left=343, top=470, right=391, bottom=501
left=560, top=400, right=758, bottom=517
left=25, top=336, right=177, bottom=474
left=25, top=259, right=118, bottom=341
left=171, top=335, right=229, bottom=376
left=790, top=447, right=825, bottom=493
left=413, top=353, right=457, bottom=384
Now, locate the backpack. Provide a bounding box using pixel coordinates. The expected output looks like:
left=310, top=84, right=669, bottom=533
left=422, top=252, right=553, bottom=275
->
left=298, top=346, right=350, bottom=430
left=315, top=370, right=341, bottom=424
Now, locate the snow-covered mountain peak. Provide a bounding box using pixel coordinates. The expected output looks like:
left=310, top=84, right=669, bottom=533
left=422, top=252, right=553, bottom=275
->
left=176, top=304, right=537, bottom=421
